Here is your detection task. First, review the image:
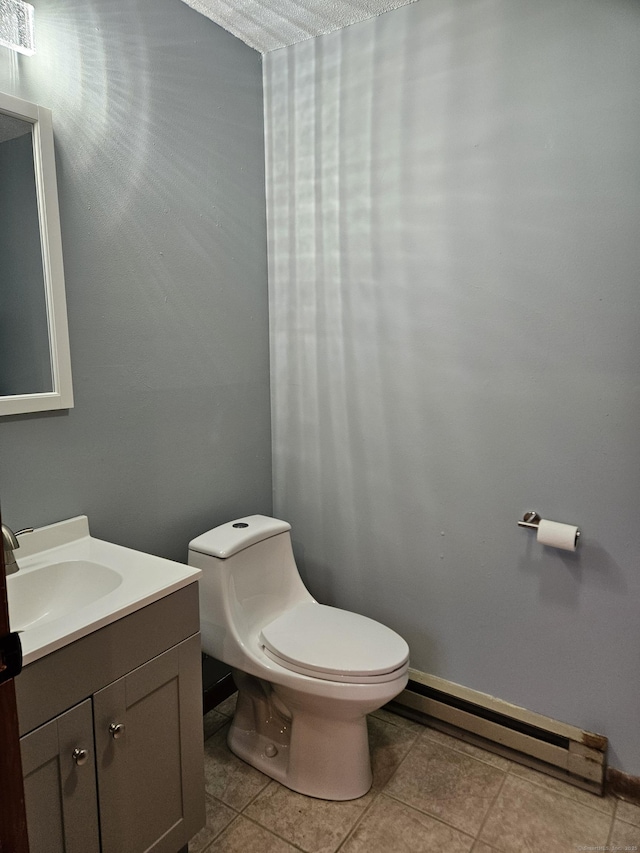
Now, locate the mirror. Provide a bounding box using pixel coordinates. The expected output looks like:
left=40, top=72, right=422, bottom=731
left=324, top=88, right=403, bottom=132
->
left=0, top=91, right=73, bottom=416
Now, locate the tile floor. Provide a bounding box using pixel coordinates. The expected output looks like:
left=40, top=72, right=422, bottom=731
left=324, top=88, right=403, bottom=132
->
left=192, top=694, right=640, bottom=853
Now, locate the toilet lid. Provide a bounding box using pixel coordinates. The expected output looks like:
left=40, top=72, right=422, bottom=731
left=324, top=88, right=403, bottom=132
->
left=259, top=602, right=409, bottom=680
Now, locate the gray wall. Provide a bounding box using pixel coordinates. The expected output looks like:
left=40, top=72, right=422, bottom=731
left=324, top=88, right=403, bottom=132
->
left=265, top=0, right=640, bottom=773
left=0, top=0, right=271, bottom=559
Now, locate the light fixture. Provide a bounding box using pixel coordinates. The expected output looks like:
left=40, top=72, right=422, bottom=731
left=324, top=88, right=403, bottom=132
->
left=0, top=0, right=35, bottom=56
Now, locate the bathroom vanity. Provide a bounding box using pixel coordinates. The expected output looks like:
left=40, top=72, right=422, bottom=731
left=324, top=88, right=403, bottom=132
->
left=9, top=517, right=205, bottom=853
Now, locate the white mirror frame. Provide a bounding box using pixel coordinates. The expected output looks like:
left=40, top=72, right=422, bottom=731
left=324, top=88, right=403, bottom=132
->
left=0, top=91, right=73, bottom=416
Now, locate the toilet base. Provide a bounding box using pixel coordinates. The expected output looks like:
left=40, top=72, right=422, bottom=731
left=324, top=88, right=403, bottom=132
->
left=228, top=671, right=374, bottom=800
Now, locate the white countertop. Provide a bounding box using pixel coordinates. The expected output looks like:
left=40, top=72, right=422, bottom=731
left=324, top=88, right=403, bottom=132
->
left=7, top=516, right=201, bottom=666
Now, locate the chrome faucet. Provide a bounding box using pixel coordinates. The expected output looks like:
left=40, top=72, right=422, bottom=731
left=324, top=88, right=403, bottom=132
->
left=2, top=524, right=34, bottom=575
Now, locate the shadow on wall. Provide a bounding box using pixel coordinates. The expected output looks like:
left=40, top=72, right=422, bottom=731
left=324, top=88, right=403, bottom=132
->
left=20, top=0, right=263, bottom=317
left=0, top=0, right=271, bottom=561
left=265, top=0, right=640, bottom=774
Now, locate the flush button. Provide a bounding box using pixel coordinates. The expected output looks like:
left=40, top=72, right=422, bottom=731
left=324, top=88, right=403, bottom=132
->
left=233, top=523, right=249, bottom=528
left=264, top=743, right=278, bottom=758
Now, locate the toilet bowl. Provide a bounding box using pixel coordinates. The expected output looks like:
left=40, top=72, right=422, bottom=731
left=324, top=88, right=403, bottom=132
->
left=188, top=515, right=409, bottom=801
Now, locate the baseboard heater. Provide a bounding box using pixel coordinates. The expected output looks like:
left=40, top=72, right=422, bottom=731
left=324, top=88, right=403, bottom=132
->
left=387, top=669, right=607, bottom=796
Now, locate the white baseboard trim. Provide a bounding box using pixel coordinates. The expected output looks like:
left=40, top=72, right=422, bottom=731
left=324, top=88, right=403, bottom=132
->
left=388, top=668, right=607, bottom=795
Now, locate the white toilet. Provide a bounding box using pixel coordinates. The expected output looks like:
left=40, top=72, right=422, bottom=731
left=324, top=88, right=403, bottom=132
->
left=189, top=514, right=409, bottom=801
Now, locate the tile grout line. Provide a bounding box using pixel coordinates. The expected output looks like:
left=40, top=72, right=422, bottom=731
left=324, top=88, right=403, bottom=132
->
left=419, top=725, right=616, bottom=820
left=419, top=727, right=515, bottom=771
left=471, top=769, right=509, bottom=852
left=196, top=793, right=242, bottom=853
left=371, top=710, right=422, bottom=732
left=504, top=766, right=615, bottom=815
left=366, top=724, right=482, bottom=842
left=200, top=788, right=308, bottom=853
left=239, top=775, right=274, bottom=814
left=239, top=810, right=309, bottom=852
left=615, top=812, right=640, bottom=829
left=202, top=717, right=274, bottom=845
left=375, top=724, right=425, bottom=792
left=381, top=788, right=481, bottom=846
left=237, top=777, right=353, bottom=853
left=333, top=790, right=382, bottom=853
left=418, top=726, right=521, bottom=778
left=607, top=797, right=624, bottom=850
left=380, top=725, right=506, bottom=849
left=199, top=810, right=242, bottom=853
left=605, top=797, right=619, bottom=848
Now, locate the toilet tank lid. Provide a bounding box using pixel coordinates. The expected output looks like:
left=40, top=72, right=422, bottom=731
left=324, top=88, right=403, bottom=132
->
left=188, top=515, right=291, bottom=559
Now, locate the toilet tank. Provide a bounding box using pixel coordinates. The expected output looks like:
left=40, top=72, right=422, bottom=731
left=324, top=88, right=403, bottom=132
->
left=188, top=515, right=312, bottom=667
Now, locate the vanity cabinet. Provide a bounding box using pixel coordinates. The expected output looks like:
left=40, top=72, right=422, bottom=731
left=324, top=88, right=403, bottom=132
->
left=16, top=584, right=205, bottom=853
left=95, top=639, right=198, bottom=853
left=21, top=699, right=100, bottom=853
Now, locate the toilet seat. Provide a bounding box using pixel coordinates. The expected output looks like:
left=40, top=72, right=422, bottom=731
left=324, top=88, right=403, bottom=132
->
left=259, top=602, right=409, bottom=684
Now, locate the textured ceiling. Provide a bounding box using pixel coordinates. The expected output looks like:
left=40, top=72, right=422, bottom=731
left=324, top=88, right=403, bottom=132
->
left=180, top=0, right=418, bottom=53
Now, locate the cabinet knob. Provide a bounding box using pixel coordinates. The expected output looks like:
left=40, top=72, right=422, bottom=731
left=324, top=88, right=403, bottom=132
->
left=72, top=747, right=89, bottom=766
left=109, top=722, right=125, bottom=740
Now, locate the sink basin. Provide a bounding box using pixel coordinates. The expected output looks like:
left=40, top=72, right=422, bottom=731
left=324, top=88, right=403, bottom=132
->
left=8, top=560, right=123, bottom=633
left=7, top=516, right=201, bottom=665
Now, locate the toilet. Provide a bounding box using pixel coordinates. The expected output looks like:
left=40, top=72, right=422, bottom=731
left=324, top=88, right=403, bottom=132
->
left=189, top=514, right=409, bottom=801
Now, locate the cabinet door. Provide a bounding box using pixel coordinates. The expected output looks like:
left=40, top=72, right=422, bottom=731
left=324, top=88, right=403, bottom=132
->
left=94, top=634, right=204, bottom=853
left=20, top=699, right=100, bottom=853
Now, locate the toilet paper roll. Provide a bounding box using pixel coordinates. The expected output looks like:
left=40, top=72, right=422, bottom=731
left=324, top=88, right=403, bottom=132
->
left=536, top=519, right=579, bottom=552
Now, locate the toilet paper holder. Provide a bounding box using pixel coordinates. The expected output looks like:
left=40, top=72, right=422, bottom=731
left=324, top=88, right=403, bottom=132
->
left=518, top=511, right=542, bottom=530
left=517, top=511, right=581, bottom=543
